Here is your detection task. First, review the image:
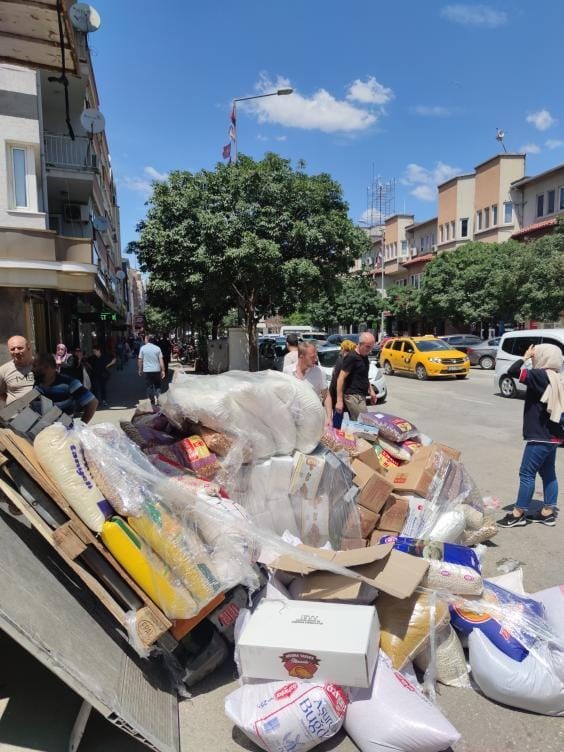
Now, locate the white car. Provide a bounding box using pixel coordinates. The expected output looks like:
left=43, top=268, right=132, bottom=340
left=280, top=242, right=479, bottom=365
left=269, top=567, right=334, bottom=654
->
left=316, top=346, right=387, bottom=403
left=494, top=328, right=564, bottom=397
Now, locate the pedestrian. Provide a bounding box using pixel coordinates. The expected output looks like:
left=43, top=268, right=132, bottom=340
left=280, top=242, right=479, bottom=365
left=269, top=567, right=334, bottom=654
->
left=87, top=346, right=116, bottom=407
left=32, top=353, right=98, bottom=423
left=327, top=339, right=357, bottom=428
left=158, top=335, right=172, bottom=379
left=283, top=333, right=300, bottom=371
left=334, top=332, right=378, bottom=422
left=283, top=341, right=332, bottom=424
left=54, top=343, right=70, bottom=371
left=115, top=337, right=126, bottom=371
left=0, top=335, right=36, bottom=406
left=138, top=334, right=165, bottom=406
left=497, top=344, right=564, bottom=529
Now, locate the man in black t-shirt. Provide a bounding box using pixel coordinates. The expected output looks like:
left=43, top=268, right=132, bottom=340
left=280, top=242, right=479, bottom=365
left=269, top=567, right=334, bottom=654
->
left=335, top=332, right=377, bottom=420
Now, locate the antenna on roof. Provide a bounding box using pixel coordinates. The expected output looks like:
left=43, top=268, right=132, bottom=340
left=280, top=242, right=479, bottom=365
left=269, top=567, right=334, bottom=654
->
left=496, top=128, right=507, bottom=153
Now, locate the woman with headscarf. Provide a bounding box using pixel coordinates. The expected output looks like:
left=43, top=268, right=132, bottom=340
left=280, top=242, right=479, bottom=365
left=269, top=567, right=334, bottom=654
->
left=54, top=343, right=69, bottom=371
left=497, top=343, right=564, bottom=529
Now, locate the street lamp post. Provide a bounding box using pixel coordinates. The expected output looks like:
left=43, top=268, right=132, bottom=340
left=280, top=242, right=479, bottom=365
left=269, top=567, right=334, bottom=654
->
left=231, top=88, right=293, bottom=163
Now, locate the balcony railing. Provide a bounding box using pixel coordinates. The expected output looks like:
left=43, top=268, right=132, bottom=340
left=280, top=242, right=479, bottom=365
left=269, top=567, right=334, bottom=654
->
left=44, top=134, right=97, bottom=171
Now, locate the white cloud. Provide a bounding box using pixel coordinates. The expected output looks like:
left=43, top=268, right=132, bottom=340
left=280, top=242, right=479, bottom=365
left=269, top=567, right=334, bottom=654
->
left=347, top=76, right=394, bottom=105
left=520, top=142, right=541, bottom=154
left=121, top=176, right=152, bottom=194
left=244, top=73, right=383, bottom=133
left=402, top=161, right=462, bottom=202
left=546, top=138, right=564, bottom=149
left=256, top=133, right=269, bottom=142
left=144, top=165, right=169, bottom=181
left=526, top=109, right=557, bottom=131
left=412, top=105, right=452, bottom=117
left=441, top=4, right=508, bottom=27
left=275, top=135, right=287, bottom=142
left=360, top=208, right=386, bottom=226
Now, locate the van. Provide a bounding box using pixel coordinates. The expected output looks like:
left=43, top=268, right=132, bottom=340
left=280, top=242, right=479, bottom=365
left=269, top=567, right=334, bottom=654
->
left=494, top=328, right=564, bottom=397
left=279, top=325, right=313, bottom=336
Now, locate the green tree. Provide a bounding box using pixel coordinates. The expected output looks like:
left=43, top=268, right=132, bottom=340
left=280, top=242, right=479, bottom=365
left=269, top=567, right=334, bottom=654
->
left=335, top=275, right=383, bottom=331
left=386, top=284, right=422, bottom=332
left=144, top=303, right=179, bottom=334
left=130, top=154, right=368, bottom=369
left=509, top=233, right=564, bottom=323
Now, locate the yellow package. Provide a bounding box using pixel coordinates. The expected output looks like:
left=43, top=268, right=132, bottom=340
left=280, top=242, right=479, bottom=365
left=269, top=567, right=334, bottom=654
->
left=129, top=500, right=221, bottom=604
left=101, top=517, right=197, bottom=620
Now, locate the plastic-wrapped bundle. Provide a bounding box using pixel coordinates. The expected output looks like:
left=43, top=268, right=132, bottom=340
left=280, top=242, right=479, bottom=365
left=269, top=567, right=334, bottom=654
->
left=78, top=422, right=159, bottom=517
left=128, top=499, right=221, bottom=605
left=415, top=624, right=471, bottom=688
left=344, top=651, right=461, bottom=752
left=34, top=423, right=112, bottom=532
left=101, top=517, right=198, bottom=619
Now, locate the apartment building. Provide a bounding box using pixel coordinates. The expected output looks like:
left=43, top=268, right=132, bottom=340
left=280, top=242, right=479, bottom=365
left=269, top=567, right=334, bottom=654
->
left=0, top=1, right=125, bottom=361
left=472, top=154, right=525, bottom=243
left=381, top=214, right=414, bottom=283
left=437, top=173, right=475, bottom=251
left=401, top=217, right=438, bottom=288
left=510, top=163, right=564, bottom=240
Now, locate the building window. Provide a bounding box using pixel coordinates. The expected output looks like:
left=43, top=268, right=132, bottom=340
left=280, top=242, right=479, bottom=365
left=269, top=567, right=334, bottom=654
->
left=560, top=187, right=564, bottom=211
left=504, top=201, right=513, bottom=223
left=537, top=194, right=544, bottom=217
left=547, top=189, right=555, bottom=214
left=492, top=204, right=498, bottom=225
left=477, top=210, right=482, bottom=230
left=450, top=221, right=455, bottom=239
left=9, top=146, right=29, bottom=208
left=484, top=207, right=490, bottom=229
left=401, top=240, right=407, bottom=253
left=440, top=225, right=444, bottom=243
left=445, top=223, right=450, bottom=241
left=460, top=218, right=468, bottom=237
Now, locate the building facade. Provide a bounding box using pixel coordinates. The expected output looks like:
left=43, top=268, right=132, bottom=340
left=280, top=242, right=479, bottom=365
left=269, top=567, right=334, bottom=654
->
left=510, top=164, right=564, bottom=241
left=0, top=2, right=125, bottom=362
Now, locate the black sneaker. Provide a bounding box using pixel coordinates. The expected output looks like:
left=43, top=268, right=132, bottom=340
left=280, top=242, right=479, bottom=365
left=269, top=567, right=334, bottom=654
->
left=496, top=513, right=528, bottom=528
left=528, top=512, right=556, bottom=526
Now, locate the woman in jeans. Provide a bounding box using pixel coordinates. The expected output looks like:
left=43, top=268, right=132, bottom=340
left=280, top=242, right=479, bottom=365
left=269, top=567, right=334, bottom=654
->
left=497, top=343, right=563, bottom=528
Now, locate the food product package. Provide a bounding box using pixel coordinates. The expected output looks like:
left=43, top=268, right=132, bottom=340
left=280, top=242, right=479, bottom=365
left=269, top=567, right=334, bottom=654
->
left=174, top=436, right=220, bottom=478
left=414, top=625, right=471, bottom=688
left=120, top=421, right=176, bottom=448
left=344, top=650, right=461, bottom=752
left=34, top=423, right=112, bottom=532
left=225, top=680, right=348, bottom=752
left=320, top=427, right=357, bottom=454
left=359, top=412, right=419, bottom=443
left=377, top=436, right=413, bottom=461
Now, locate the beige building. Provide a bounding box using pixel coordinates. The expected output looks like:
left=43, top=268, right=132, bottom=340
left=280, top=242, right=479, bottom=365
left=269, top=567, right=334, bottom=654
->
left=381, top=214, right=414, bottom=283
left=510, top=163, right=564, bottom=240
left=472, top=154, right=525, bottom=243
left=437, top=173, right=475, bottom=251
left=0, top=1, right=125, bottom=361
left=401, top=217, right=438, bottom=288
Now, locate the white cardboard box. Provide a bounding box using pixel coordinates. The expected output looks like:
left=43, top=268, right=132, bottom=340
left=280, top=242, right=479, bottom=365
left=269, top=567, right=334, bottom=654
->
left=237, top=599, right=379, bottom=688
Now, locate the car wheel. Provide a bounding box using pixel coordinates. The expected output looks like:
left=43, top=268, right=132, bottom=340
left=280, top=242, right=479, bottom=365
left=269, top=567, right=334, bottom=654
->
left=499, top=375, right=516, bottom=398
left=415, top=364, right=428, bottom=381
left=479, top=355, right=495, bottom=370
left=383, top=360, right=394, bottom=376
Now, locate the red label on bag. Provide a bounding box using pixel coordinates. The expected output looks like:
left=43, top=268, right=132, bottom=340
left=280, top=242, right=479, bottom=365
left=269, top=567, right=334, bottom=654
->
left=274, top=682, right=298, bottom=701
left=325, top=684, right=348, bottom=716
left=279, top=652, right=320, bottom=679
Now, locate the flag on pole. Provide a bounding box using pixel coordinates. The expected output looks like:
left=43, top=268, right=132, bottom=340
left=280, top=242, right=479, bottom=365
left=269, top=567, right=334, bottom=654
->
left=229, top=124, right=236, bottom=142
left=222, top=142, right=231, bottom=160
left=230, top=105, right=236, bottom=126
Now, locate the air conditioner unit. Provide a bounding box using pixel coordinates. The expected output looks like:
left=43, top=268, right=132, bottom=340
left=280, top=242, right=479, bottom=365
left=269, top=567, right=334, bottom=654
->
left=64, top=203, right=90, bottom=223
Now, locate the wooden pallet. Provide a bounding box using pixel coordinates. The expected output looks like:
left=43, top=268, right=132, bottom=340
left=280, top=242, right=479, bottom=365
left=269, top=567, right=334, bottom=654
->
left=0, top=428, right=173, bottom=648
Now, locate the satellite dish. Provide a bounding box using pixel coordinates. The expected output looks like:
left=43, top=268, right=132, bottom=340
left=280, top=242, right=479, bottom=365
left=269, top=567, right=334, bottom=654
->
left=69, top=3, right=101, bottom=33
left=80, top=108, right=105, bottom=134
left=116, top=270, right=126, bottom=281
left=496, top=129, right=505, bottom=142
left=92, top=215, right=109, bottom=232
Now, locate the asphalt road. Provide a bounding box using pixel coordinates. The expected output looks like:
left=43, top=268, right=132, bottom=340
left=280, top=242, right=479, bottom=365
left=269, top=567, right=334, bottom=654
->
left=1, top=366, right=563, bottom=752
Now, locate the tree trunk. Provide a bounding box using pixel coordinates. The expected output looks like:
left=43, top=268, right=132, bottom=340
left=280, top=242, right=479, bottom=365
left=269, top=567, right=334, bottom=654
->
left=247, top=310, right=258, bottom=372
left=211, top=319, right=219, bottom=340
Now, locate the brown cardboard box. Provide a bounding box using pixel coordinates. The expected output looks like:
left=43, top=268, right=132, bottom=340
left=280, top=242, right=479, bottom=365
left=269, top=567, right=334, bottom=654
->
left=352, top=438, right=375, bottom=456
left=353, top=447, right=383, bottom=474
left=378, top=494, right=409, bottom=533
left=351, top=459, right=394, bottom=514
left=370, top=529, right=399, bottom=545
left=411, top=442, right=461, bottom=462
left=339, top=537, right=368, bottom=550
left=358, top=506, right=381, bottom=538
left=270, top=543, right=429, bottom=601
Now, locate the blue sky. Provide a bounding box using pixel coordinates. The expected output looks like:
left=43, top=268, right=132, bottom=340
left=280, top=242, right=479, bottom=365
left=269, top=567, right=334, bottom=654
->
left=89, top=1, right=564, bottom=260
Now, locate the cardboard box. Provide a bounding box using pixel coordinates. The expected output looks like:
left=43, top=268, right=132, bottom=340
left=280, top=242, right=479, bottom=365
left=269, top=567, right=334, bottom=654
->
left=339, top=537, right=368, bottom=550
left=378, top=494, right=409, bottom=533
left=270, top=542, right=428, bottom=601
left=370, top=530, right=399, bottom=545
left=358, top=506, right=381, bottom=538
left=290, top=451, right=325, bottom=499
left=237, top=599, right=379, bottom=687
left=353, top=446, right=383, bottom=474
left=351, top=459, right=394, bottom=514
left=387, top=442, right=460, bottom=497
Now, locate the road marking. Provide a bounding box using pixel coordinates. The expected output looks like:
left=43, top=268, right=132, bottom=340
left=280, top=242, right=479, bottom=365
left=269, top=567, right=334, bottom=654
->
left=450, top=395, right=494, bottom=406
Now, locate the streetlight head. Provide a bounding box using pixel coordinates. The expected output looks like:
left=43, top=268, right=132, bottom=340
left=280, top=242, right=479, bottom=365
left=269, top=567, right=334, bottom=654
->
left=276, top=88, right=293, bottom=96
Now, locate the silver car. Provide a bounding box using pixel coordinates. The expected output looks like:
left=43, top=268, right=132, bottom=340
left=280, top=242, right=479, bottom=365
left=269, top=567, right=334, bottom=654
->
left=466, top=337, right=500, bottom=370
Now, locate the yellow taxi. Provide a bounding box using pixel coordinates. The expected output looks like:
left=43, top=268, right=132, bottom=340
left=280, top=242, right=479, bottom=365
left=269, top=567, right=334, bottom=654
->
left=380, top=336, right=470, bottom=380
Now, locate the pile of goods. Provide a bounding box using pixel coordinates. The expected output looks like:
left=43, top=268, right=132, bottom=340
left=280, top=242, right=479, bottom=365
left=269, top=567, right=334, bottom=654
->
left=29, top=371, right=564, bottom=750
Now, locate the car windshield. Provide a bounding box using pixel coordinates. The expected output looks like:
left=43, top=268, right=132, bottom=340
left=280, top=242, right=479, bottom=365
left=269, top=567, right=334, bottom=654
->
left=317, top=349, right=341, bottom=367
left=416, top=340, right=452, bottom=352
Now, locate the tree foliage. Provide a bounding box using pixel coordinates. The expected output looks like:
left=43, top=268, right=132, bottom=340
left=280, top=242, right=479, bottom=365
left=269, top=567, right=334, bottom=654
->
left=334, top=275, right=383, bottom=329
left=129, top=153, right=369, bottom=368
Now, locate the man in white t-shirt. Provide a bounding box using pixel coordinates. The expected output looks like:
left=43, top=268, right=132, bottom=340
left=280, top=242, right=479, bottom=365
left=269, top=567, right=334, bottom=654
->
left=138, top=334, right=165, bottom=406
left=282, top=333, right=299, bottom=371
left=0, top=335, right=35, bottom=406
left=284, top=341, right=331, bottom=423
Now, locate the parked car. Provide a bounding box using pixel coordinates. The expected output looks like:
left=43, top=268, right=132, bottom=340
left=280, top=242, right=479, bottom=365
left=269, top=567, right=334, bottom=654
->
left=495, top=328, right=564, bottom=398
left=316, top=345, right=387, bottom=403
left=301, top=331, right=328, bottom=342
left=258, top=337, right=286, bottom=371
left=466, top=337, right=500, bottom=370
left=438, top=334, right=483, bottom=354
left=380, top=336, right=470, bottom=380
left=326, top=333, right=380, bottom=358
